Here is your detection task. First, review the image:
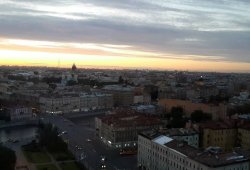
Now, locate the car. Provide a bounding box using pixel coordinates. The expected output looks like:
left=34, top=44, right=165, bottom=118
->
left=62, top=131, right=67, bottom=134
left=75, top=145, right=83, bottom=150
left=80, top=153, right=86, bottom=160
left=77, top=147, right=83, bottom=150
left=100, top=163, right=107, bottom=169
left=101, top=155, right=106, bottom=162
left=86, top=138, right=92, bottom=142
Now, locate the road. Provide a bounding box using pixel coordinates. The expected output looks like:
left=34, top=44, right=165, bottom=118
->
left=42, top=113, right=137, bottom=170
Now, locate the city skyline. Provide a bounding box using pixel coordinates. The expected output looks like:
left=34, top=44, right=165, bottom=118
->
left=0, top=0, right=250, bottom=72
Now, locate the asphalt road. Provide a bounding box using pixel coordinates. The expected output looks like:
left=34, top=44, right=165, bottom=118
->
left=42, top=113, right=137, bottom=170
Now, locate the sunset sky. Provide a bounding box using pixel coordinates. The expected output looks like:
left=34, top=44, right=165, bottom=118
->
left=0, top=0, right=250, bottom=72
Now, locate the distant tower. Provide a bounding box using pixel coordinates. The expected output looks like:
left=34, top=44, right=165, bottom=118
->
left=61, top=63, right=78, bottom=85
left=72, top=63, right=77, bottom=72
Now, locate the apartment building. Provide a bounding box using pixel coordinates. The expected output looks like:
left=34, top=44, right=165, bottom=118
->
left=95, top=109, right=162, bottom=148
left=102, top=85, right=134, bottom=106
left=79, top=93, right=113, bottom=111
left=39, top=92, right=113, bottom=114
left=39, top=94, right=80, bottom=114
left=138, top=132, right=250, bottom=170
left=7, top=106, right=33, bottom=121
left=238, top=123, right=250, bottom=150
left=200, top=122, right=237, bottom=152
left=158, top=99, right=228, bottom=120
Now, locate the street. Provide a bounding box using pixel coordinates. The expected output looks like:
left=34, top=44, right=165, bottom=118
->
left=42, top=113, right=137, bottom=170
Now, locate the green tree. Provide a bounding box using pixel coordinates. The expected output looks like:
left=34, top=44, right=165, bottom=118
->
left=0, top=145, right=16, bottom=170
left=37, top=123, right=67, bottom=152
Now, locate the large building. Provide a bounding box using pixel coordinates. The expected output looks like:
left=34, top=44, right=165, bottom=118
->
left=138, top=132, right=250, bottom=170
left=102, top=85, right=134, bottom=106
left=80, top=93, right=113, bottom=111
left=200, top=122, right=237, bottom=152
left=39, top=94, right=80, bottom=114
left=95, top=109, right=163, bottom=148
left=6, top=106, right=33, bottom=121
left=158, top=99, right=228, bottom=120
left=39, top=92, right=113, bottom=114
left=238, top=122, right=250, bottom=150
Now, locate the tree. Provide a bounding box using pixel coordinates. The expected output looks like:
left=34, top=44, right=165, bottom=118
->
left=49, top=83, right=57, bottom=90
left=169, top=107, right=186, bottom=128
left=42, top=77, right=61, bottom=84
left=0, top=145, right=16, bottom=170
left=228, top=103, right=250, bottom=116
left=191, top=110, right=212, bottom=123
left=37, top=123, right=67, bottom=152
left=66, top=80, right=78, bottom=86
left=118, top=76, right=124, bottom=84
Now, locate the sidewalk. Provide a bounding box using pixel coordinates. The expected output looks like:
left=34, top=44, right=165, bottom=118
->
left=16, top=148, right=36, bottom=170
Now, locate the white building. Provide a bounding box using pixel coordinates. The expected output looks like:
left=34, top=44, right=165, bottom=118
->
left=138, top=132, right=250, bottom=170
left=39, top=95, right=80, bottom=114
left=80, top=93, right=113, bottom=111
left=39, top=92, right=113, bottom=114
left=8, top=107, right=33, bottom=121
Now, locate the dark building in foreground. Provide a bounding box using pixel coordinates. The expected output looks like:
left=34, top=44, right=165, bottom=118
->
left=138, top=131, right=250, bottom=170
left=95, top=109, right=162, bottom=149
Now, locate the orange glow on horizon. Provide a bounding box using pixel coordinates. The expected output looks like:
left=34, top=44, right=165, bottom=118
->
left=0, top=38, right=250, bottom=73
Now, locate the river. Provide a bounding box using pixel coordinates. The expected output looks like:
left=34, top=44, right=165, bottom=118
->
left=0, top=126, right=37, bottom=143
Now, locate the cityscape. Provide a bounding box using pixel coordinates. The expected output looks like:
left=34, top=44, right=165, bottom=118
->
left=1, top=0, right=250, bottom=170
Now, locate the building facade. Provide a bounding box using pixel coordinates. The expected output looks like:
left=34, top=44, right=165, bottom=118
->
left=95, top=109, right=162, bottom=149
left=158, top=99, right=228, bottom=120
left=200, top=122, right=237, bottom=152
left=39, top=92, right=113, bottom=114
left=39, top=95, right=80, bottom=114
left=8, top=107, right=33, bottom=121
left=102, top=85, right=134, bottom=106
left=138, top=132, right=250, bottom=170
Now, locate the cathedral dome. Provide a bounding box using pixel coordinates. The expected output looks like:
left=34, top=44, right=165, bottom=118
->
left=72, top=63, right=77, bottom=71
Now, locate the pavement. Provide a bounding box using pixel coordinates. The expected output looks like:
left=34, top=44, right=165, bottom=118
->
left=41, top=113, right=138, bottom=170
left=3, top=138, right=37, bottom=170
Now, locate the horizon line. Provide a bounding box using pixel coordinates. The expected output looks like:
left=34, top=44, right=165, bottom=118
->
left=1, top=64, right=250, bottom=74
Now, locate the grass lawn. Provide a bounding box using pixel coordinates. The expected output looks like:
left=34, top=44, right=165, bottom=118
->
left=36, top=164, right=59, bottom=170
left=22, top=150, right=51, bottom=164
left=60, top=162, right=81, bottom=170
left=51, top=151, right=75, bottom=161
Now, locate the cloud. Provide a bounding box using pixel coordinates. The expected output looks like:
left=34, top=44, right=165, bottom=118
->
left=0, top=0, right=250, bottom=65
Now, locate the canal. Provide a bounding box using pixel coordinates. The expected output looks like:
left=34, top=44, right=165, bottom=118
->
left=0, top=126, right=37, bottom=143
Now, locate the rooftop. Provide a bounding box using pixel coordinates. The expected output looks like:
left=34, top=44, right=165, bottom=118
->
left=102, top=85, right=134, bottom=92
left=100, top=109, right=162, bottom=128
left=165, top=140, right=250, bottom=167
left=153, top=135, right=173, bottom=145
left=199, top=121, right=236, bottom=130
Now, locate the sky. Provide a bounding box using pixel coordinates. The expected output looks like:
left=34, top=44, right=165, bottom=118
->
left=0, top=0, right=250, bottom=72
